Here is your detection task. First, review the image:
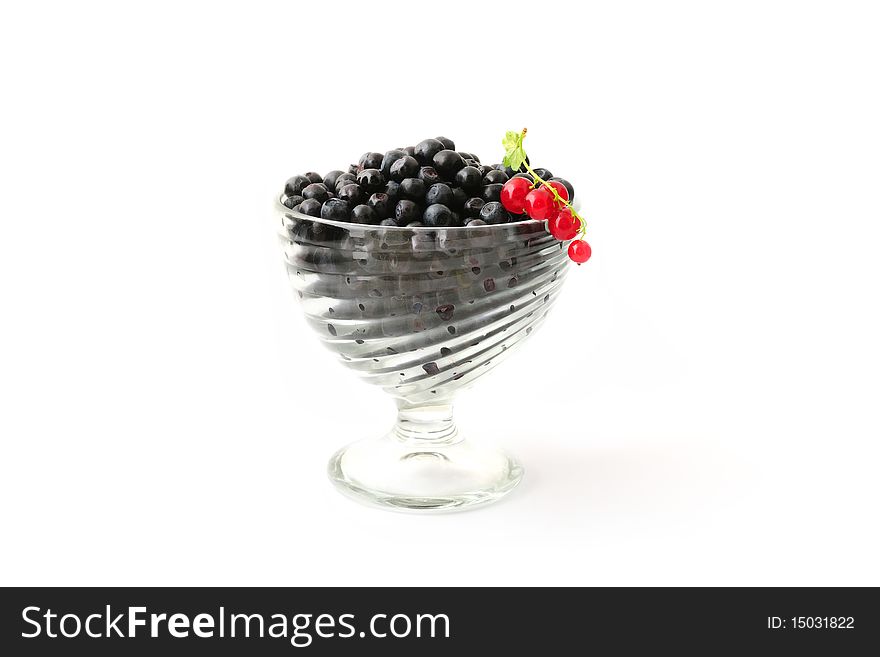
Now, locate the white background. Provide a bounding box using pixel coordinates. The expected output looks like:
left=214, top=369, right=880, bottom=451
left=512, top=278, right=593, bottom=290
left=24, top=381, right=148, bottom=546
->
left=1, top=1, right=878, bottom=586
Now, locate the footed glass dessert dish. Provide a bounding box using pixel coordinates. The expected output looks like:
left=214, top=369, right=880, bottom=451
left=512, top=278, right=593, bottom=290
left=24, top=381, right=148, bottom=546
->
left=277, top=200, right=570, bottom=511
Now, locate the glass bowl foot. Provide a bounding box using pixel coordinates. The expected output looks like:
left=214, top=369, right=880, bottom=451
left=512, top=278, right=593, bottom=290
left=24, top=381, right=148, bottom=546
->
left=327, top=430, right=523, bottom=513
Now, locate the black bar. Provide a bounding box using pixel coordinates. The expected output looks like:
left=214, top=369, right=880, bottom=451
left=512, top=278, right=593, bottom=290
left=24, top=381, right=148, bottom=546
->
left=1, top=587, right=876, bottom=655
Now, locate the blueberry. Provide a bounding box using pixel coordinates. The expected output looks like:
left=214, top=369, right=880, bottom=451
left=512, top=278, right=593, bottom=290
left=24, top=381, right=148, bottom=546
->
left=384, top=180, right=400, bottom=202
left=466, top=218, right=487, bottom=226
left=356, top=168, right=385, bottom=192
left=435, top=136, right=455, bottom=150
left=550, top=177, right=574, bottom=201
left=406, top=221, right=424, bottom=228
left=463, top=197, right=485, bottom=218
left=403, top=146, right=416, bottom=156
left=423, top=203, right=453, bottom=227
left=395, top=199, right=421, bottom=223
left=512, top=172, right=534, bottom=184
left=449, top=211, right=463, bottom=226
left=298, top=198, right=322, bottom=217
left=410, top=230, right=437, bottom=257
left=418, top=166, right=442, bottom=187
left=284, top=175, right=310, bottom=197
left=337, top=183, right=363, bottom=206
left=435, top=305, right=455, bottom=321
left=303, top=171, right=323, bottom=184
left=414, top=138, right=445, bottom=166
left=411, top=231, right=434, bottom=253
left=322, top=170, right=345, bottom=190
left=378, top=218, right=398, bottom=227
left=532, top=167, right=553, bottom=180
left=425, top=183, right=453, bottom=206
left=464, top=159, right=478, bottom=167
left=480, top=201, right=509, bottom=225
left=389, top=155, right=419, bottom=182
left=367, top=192, right=392, bottom=218
left=482, top=183, right=503, bottom=202
left=347, top=163, right=359, bottom=175
left=483, top=169, right=509, bottom=185
left=380, top=149, right=407, bottom=177
left=358, top=152, right=383, bottom=170
left=466, top=152, right=480, bottom=163
left=398, top=177, right=426, bottom=201
left=350, top=204, right=377, bottom=224
left=283, top=194, right=304, bottom=209
left=450, top=187, right=468, bottom=209
left=321, top=198, right=350, bottom=221
left=433, top=150, right=465, bottom=178
left=334, top=172, right=357, bottom=191
left=302, top=182, right=330, bottom=203
left=455, top=166, right=482, bottom=193
left=306, top=220, right=332, bottom=240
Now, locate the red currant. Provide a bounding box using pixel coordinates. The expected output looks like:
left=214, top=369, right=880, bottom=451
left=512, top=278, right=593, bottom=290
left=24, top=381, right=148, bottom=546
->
left=545, top=180, right=570, bottom=202
left=548, top=208, right=580, bottom=240
left=568, top=239, right=592, bottom=264
left=500, top=177, right=531, bottom=215
left=524, top=187, right=556, bottom=221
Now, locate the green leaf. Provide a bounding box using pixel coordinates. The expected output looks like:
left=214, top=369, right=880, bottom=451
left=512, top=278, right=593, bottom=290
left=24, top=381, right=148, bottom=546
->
left=503, top=146, right=526, bottom=171
left=502, top=130, right=522, bottom=152
left=501, top=130, right=527, bottom=171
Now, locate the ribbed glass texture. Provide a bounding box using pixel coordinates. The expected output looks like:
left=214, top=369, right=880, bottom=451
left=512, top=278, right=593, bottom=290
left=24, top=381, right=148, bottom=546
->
left=277, top=199, right=570, bottom=511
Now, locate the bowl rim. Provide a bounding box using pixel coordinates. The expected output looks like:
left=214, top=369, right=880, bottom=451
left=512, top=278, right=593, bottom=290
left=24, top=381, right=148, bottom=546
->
left=276, top=195, right=545, bottom=232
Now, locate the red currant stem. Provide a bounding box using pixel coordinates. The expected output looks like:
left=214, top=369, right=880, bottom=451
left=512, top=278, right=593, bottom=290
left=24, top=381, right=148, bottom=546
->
left=518, top=130, right=587, bottom=237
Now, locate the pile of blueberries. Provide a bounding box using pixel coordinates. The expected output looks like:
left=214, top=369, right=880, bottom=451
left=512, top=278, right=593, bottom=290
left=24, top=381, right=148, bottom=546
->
left=281, top=136, right=574, bottom=228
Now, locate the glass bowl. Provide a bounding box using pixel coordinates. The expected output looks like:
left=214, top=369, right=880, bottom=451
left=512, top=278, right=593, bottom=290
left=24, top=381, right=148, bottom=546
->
left=277, top=197, right=570, bottom=512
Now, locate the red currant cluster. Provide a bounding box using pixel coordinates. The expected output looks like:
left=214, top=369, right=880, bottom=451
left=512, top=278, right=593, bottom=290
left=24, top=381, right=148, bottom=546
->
left=497, top=128, right=592, bottom=265
left=500, top=177, right=592, bottom=263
